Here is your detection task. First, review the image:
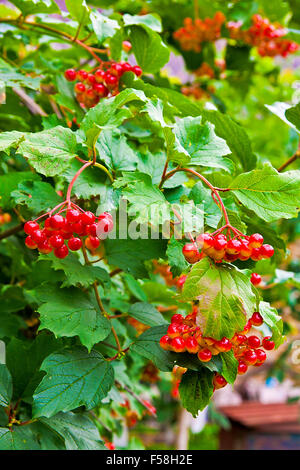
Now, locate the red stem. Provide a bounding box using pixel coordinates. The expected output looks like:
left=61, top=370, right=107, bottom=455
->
left=66, top=161, right=93, bottom=207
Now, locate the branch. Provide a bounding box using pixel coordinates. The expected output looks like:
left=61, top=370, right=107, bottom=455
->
left=277, top=150, right=300, bottom=172
left=13, top=88, right=47, bottom=116
left=0, top=223, right=23, bottom=241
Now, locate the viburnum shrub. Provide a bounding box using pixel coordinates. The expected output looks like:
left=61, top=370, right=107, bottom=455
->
left=0, top=0, right=299, bottom=452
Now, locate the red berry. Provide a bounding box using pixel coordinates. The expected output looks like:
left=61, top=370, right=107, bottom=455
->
left=105, top=74, right=118, bottom=86
left=233, top=334, right=247, bottom=345
left=122, top=40, right=132, bottom=52
left=68, top=237, right=82, bottom=251
left=238, top=360, right=248, bottom=375
left=182, top=243, right=201, bottom=264
left=198, top=348, right=212, bottom=362
left=214, top=235, right=227, bottom=250
left=49, top=214, right=65, bottom=230
left=251, top=311, right=263, bottom=326
left=95, top=69, right=106, bottom=83
left=259, top=244, right=274, bottom=259
left=66, top=209, right=81, bottom=223
left=81, top=211, right=95, bottom=226
left=213, top=373, right=227, bottom=389
left=87, top=236, right=100, bottom=249
left=256, top=349, right=267, bottom=362
left=251, top=247, right=263, bottom=261
left=171, top=337, right=186, bottom=352
left=121, top=62, right=132, bottom=73
left=251, top=273, right=262, bottom=286
left=244, top=349, right=257, bottom=365
left=110, top=63, right=124, bottom=77
left=249, top=233, right=264, bottom=248
left=38, top=240, right=52, bottom=254
left=24, top=221, right=39, bottom=235
left=32, top=229, right=46, bottom=244
left=54, top=244, right=69, bottom=259
left=77, top=70, right=88, bottom=81
left=226, top=238, right=242, bottom=254
left=49, top=234, right=64, bottom=248
left=25, top=235, right=38, bottom=249
left=64, top=69, right=77, bottom=81
left=248, top=335, right=261, bottom=349
left=197, top=233, right=214, bottom=250
left=171, top=314, right=184, bottom=324
left=93, top=83, right=109, bottom=97
left=86, top=223, right=97, bottom=237
left=75, top=82, right=86, bottom=93
left=186, top=336, right=199, bottom=353
left=176, top=274, right=187, bottom=289
left=132, top=65, right=142, bottom=76
left=160, top=335, right=171, bottom=350
left=72, top=220, right=85, bottom=235
left=239, top=240, right=252, bottom=260
left=262, top=336, right=275, bottom=350
left=167, top=323, right=180, bottom=338
left=215, top=337, right=232, bottom=352
left=87, top=73, right=96, bottom=85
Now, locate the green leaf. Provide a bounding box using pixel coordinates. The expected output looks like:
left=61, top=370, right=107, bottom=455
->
left=180, top=258, right=256, bottom=340
left=11, top=181, right=62, bottom=214
left=128, top=302, right=167, bottom=326
left=229, top=164, right=300, bottom=222
left=0, top=426, right=40, bottom=450
left=259, top=301, right=284, bottom=348
left=265, top=102, right=300, bottom=134
left=18, top=126, right=77, bottom=177
left=0, top=365, right=12, bottom=407
left=40, top=412, right=105, bottom=450
left=39, top=252, right=110, bottom=289
left=10, top=0, right=58, bottom=16
left=6, top=334, right=63, bottom=400
left=285, top=102, right=300, bottom=131
left=33, top=347, right=114, bottom=418
left=0, top=171, right=40, bottom=209
left=37, top=288, right=111, bottom=351
left=0, top=130, right=24, bottom=153
left=96, top=129, right=139, bottom=172
left=130, top=25, right=170, bottom=73
left=65, top=0, right=90, bottom=26
left=90, top=10, right=120, bottom=44
left=202, top=110, right=257, bottom=171
left=166, top=237, right=189, bottom=277
left=123, top=13, right=162, bottom=32
left=130, top=325, right=174, bottom=371
left=220, top=351, right=238, bottom=384
left=105, top=238, right=167, bottom=278
left=0, top=64, right=41, bottom=90
left=179, top=369, right=214, bottom=417
left=171, top=116, right=232, bottom=171
left=123, top=274, right=147, bottom=301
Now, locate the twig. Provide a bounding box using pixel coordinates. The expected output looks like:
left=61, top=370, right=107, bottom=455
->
left=0, top=223, right=23, bottom=241
left=277, top=151, right=300, bottom=172
left=13, top=88, right=47, bottom=116
left=109, top=268, right=122, bottom=277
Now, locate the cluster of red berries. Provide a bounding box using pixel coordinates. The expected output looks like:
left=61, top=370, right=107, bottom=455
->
left=160, top=307, right=275, bottom=390
left=64, top=62, right=142, bottom=108
left=181, top=83, right=215, bottom=101
left=0, top=212, right=11, bottom=226
left=228, top=14, right=298, bottom=57
left=104, top=441, right=115, bottom=450
left=173, top=12, right=226, bottom=52
left=153, top=261, right=186, bottom=290
left=24, top=207, right=113, bottom=259
left=182, top=232, right=274, bottom=264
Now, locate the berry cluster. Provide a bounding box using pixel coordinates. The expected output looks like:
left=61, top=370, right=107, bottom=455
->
left=24, top=206, right=113, bottom=259
left=228, top=14, right=298, bottom=57
left=182, top=232, right=274, bottom=264
left=194, top=62, right=215, bottom=79
left=173, top=12, right=226, bottom=52
left=160, top=308, right=275, bottom=391
left=181, top=83, right=214, bottom=100
left=64, top=62, right=142, bottom=108
left=141, top=362, right=160, bottom=384
left=153, top=261, right=186, bottom=290
left=0, top=211, right=11, bottom=226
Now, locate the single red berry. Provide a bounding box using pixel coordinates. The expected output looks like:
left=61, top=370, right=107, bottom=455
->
left=54, top=244, right=69, bottom=259
left=259, top=244, right=274, bottom=258
left=105, top=74, right=118, bottom=86
left=167, top=323, right=180, bottom=338
left=87, top=73, right=96, bottom=85
left=238, top=360, right=248, bottom=375
left=171, top=337, right=186, bottom=352
left=105, top=442, right=115, bottom=450
left=72, top=220, right=85, bottom=235
left=247, top=335, right=261, bottom=349
left=68, top=237, right=82, bottom=251
left=251, top=247, right=263, bottom=261
left=64, top=69, right=77, bottom=81
left=214, top=235, right=227, bottom=250
left=38, top=240, right=53, bottom=254
left=122, top=40, right=132, bottom=52
left=95, top=69, right=106, bottom=83
left=249, top=233, right=264, bottom=248
left=160, top=335, right=171, bottom=351
left=182, top=243, right=201, bottom=264
left=66, top=209, right=81, bottom=223
left=215, top=337, right=232, bottom=352
left=49, top=234, right=64, bottom=248
left=256, top=349, right=267, bottom=362
left=213, top=373, right=227, bottom=389
left=233, top=334, right=247, bottom=345
left=251, top=273, right=262, bottom=286
left=32, top=229, right=46, bottom=244
left=77, top=70, right=88, bottom=81
left=196, top=233, right=214, bottom=250
left=24, top=221, right=39, bottom=235
left=226, top=238, right=242, bottom=254
left=49, top=214, right=65, bottom=230
left=176, top=274, right=187, bottom=289
left=171, top=314, right=184, bottom=324
left=132, top=65, right=142, bottom=76
left=186, top=336, right=199, bottom=353
left=25, top=235, right=38, bottom=249
left=81, top=211, right=95, bottom=226
left=75, top=82, right=86, bottom=93
left=262, top=336, right=275, bottom=350
left=110, top=63, right=124, bottom=77
left=251, top=311, right=263, bottom=326
left=244, top=349, right=257, bottom=365
left=86, top=223, right=97, bottom=237
left=93, top=83, right=109, bottom=97
left=198, top=348, right=212, bottom=362
left=121, top=62, right=132, bottom=73
left=87, top=236, right=100, bottom=249
left=239, top=240, right=252, bottom=260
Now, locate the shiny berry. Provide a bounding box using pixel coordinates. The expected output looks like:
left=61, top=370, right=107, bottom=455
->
left=160, top=335, right=171, bottom=351
left=251, top=311, right=263, bottom=326
left=81, top=211, right=95, bottom=225
left=132, top=65, right=142, bottom=76
left=95, top=69, right=106, bottom=83
left=93, top=83, right=109, bottom=97
left=122, top=40, right=132, bottom=52
left=262, top=336, right=275, bottom=350
left=251, top=273, right=262, bottom=286
left=213, top=373, right=227, bottom=389
left=171, top=337, right=186, bottom=352
left=233, top=334, right=247, bottom=345
left=244, top=349, right=257, bottom=365
left=25, top=235, right=38, bottom=249
left=32, top=229, right=46, bottom=244
left=256, top=349, right=267, bottom=362
left=249, top=233, right=264, bottom=248
left=64, top=69, right=77, bottom=81
left=86, top=236, right=100, bottom=249
left=215, top=337, right=232, bottom=352
left=24, top=221, right=39, bottom=235
left=68, top=237, right=82, bottom=251
left=186, top=336, right=199, bottom=353
left=167, top=323, right=180, bottom=338
left=66, top=209, right=81, bottom=223
left=238, top=360, right=248, bottom=375
left=105, top=74, right=118, bottom=86
left=182, top=243, right=201, bottom=264
left=72, top=220, right=85, bottom=235
left=197, top=233, right=214, bottom=250
left=171, top=314, right=184, bottom=324
left=198, top=348, right=212, bottom=362
left=248, top=335, right=261, bottom=348
left=75, top=82, right=86, bottom=93
left=77, top=70, right=88, bottom=81
left=38, top=240, right=52, bottom=254
left=49, top=214, right=65, bottom=230
left=49, top=234, right=64, bottom=248
left=121, top=62, right=132, bottom=73
left=54, top=245, right=69, bottom=259
left=214, top=235, right=227, bottom=250
left=259, top=244, right=274, bottom=258
left=226, top=238, right=242, bottom=254
left=110, top=63, right=124, bottom=77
